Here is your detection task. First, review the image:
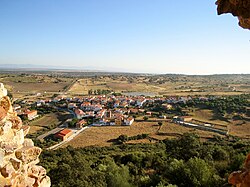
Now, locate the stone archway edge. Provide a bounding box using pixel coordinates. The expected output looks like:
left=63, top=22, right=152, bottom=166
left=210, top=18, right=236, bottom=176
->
left=0, top=83, right=51, bottom=187
left=216, top=0, right=250, bottom=29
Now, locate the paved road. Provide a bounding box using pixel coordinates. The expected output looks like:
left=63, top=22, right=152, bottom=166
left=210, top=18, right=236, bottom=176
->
left=36, top=108, right=71, bottom=140
left=37, top=127, right=64, bottom=140
left=176, top=121, right=228, bottom=135
left=30, top=107, right=76, bottom=144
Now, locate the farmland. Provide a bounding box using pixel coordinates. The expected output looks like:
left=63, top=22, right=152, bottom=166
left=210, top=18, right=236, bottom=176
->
left=64, top=121, right=223, bottom=148
left=1, top=71, right=249, bottom=148
left=0, top=73, right=73, bottom=99
left=68, top=74, right=250, bottom=96
left=27, top=112, right=71, bottom=136
left=189, top=108, right=250, bottom=138
left=1, top=72, right=249, bottom=98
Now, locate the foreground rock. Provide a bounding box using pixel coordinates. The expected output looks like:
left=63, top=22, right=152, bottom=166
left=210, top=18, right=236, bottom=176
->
left=0, top=83, right=50, bottom=187
left=228, top=153, right=250, bottom=186
left=216, top=0, right=250, bottom=29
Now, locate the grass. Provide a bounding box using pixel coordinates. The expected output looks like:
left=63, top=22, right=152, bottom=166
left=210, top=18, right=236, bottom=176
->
left=228, top=120, right=250, bottom=138
left=27, top=112, right=70, bottom=134
left=189, top=108, right=250, bottom=138
left=68, top=76, right=248, bottom=96
left=68, top=79, right=152, bottom=94
left=8, top=82, right=70, bottom=93
left=1, top=74, right=72, bottom=99
left=2, top=73, right=249, bottom=143
left=28, top=113, right=61, bottom=127
left=64, top=121, right=223, bottom=148
left=190, top=109, right=229, bottom=126
left=28, top=126, right=44, bottom=134
left=2, top=74, right=248, bottom=98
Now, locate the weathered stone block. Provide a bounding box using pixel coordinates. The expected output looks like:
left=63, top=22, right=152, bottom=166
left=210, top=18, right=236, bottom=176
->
left=0, top=96, right=13, bottom=114
left=15, top=146, right=42, bottom=164
left=0, top=106, right=7, bottom=121
left=23, top=139, right=34, bottom=147
left=0, top=83, right=7, bottom=99
left=0, top=83, right=50, bottom=187
left=1, top=163, right=15, bottom=178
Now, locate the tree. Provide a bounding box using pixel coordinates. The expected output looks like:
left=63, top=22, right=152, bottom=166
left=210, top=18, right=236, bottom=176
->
left=157, top=122, right=163, bottom=133
left=164, top=133, right=201, bottom=160
left=106, top=162, right=133, bottom=187
left=88, top=89, right=93, bottom=95
left=165, top=158, right=222, bottom=187
left=68, top=118, right=78, bottom=128
left=185, top=157, right=222, bottom=187
left=117, top=135, right=128, bottom=143
left=97, top=89, right=101, bottom=95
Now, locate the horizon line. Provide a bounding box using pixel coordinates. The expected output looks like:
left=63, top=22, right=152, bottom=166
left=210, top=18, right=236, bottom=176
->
left=0, top=66, right=249, bottom=76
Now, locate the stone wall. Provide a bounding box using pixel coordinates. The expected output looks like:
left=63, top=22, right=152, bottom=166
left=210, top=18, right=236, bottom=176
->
left=228, top=153, right=250, bottom=187
left=0, top=83, right=50, bottom=187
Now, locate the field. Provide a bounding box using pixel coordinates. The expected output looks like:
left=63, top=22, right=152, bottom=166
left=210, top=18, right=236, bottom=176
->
left=1, top=72, right=249, bottom=146
left=28, top=112, right=71, bottom=135
left=189, top=108, right=250, bottom=138
left=68, top=77, right=153, bottom=95
left=0, top=74, right=73, bottom=99
left=1, top=72, right=249, bottom=98
left=68, top=75, right=250, bottom=96
left=28, top=126, right=44, bottom=134
left=190, top=109, right=229, bottom=127
left=229, top=120, right=250, bottom=138
left=64, top=121, right=223, bottom=148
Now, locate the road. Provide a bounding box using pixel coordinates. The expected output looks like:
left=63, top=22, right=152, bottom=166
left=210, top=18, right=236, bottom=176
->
left=37, top=127, right=64, bottom=140
left=176, top=121, right=228, bottom=135
left=36, top=108, right=73, bottom=140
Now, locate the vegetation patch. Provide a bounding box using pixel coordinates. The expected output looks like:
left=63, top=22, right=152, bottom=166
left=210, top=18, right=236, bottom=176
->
left=40, top=133, right=250, bottom=187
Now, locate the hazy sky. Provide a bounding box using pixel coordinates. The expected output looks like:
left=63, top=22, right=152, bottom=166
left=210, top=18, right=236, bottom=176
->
left=0, top=0, right=249, bottom=74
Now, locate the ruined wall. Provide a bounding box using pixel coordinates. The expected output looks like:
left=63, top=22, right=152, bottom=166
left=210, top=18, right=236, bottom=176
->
left=216, top=0, right=250, bottom=29
left=228, top=153, right=250, bottom=187
left=0, top=83, right=50, bottom=187
left=215, top=2, right=250, bottom=183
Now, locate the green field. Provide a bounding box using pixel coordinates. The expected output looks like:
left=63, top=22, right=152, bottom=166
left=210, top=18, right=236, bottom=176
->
left=28, top=112, right=71, bottom=135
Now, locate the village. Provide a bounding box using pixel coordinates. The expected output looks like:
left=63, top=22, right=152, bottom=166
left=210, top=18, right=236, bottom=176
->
left=11, top=92, right=233, bottom=149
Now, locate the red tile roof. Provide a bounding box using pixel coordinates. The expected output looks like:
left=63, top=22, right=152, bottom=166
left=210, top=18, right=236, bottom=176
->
left=25, top=110, right=37, bottom=115
left=57, top=129, right=72, bottom=136
left=75, top=109, right=84, bottom=115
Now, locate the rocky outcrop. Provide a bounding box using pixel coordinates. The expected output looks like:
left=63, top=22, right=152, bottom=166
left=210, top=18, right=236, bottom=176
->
left=216, top=0, right=250, bottom=29
left=228, top=153, right=250, bottom=187
left=0, top=83, right=50, bottom=187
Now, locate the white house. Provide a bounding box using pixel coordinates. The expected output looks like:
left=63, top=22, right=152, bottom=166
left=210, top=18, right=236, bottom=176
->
left=74, top=108, right=85, bottom=119
left=124, top=117, right=134, bottom=126
left=136, top=98, right=147, bottom=107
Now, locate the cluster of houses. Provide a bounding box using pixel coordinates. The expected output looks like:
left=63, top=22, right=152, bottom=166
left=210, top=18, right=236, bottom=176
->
left=14, top=104, right=39, bottom=121
left=66, top=95, right=215, bottom=127
left=13, top=94, right=216, bottom=124
left=72, top=97, right=137, bottom=126
left=12, top=94, right=225, bottom=142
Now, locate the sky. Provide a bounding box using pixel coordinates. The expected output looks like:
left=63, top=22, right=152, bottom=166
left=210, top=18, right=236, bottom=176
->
left=0, top=0, right=249, bottom=74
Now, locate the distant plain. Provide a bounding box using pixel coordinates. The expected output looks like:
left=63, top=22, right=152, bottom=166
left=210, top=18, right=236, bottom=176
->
left=1, top=71, right=249, bottom=147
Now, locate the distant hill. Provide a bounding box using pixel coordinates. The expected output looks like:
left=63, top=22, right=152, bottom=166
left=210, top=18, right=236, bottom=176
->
left=0, top=64, right=135, bottom=74
left=0, top=64, right=84, bottom=70
left=0, top=64, right=249, bottom=76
